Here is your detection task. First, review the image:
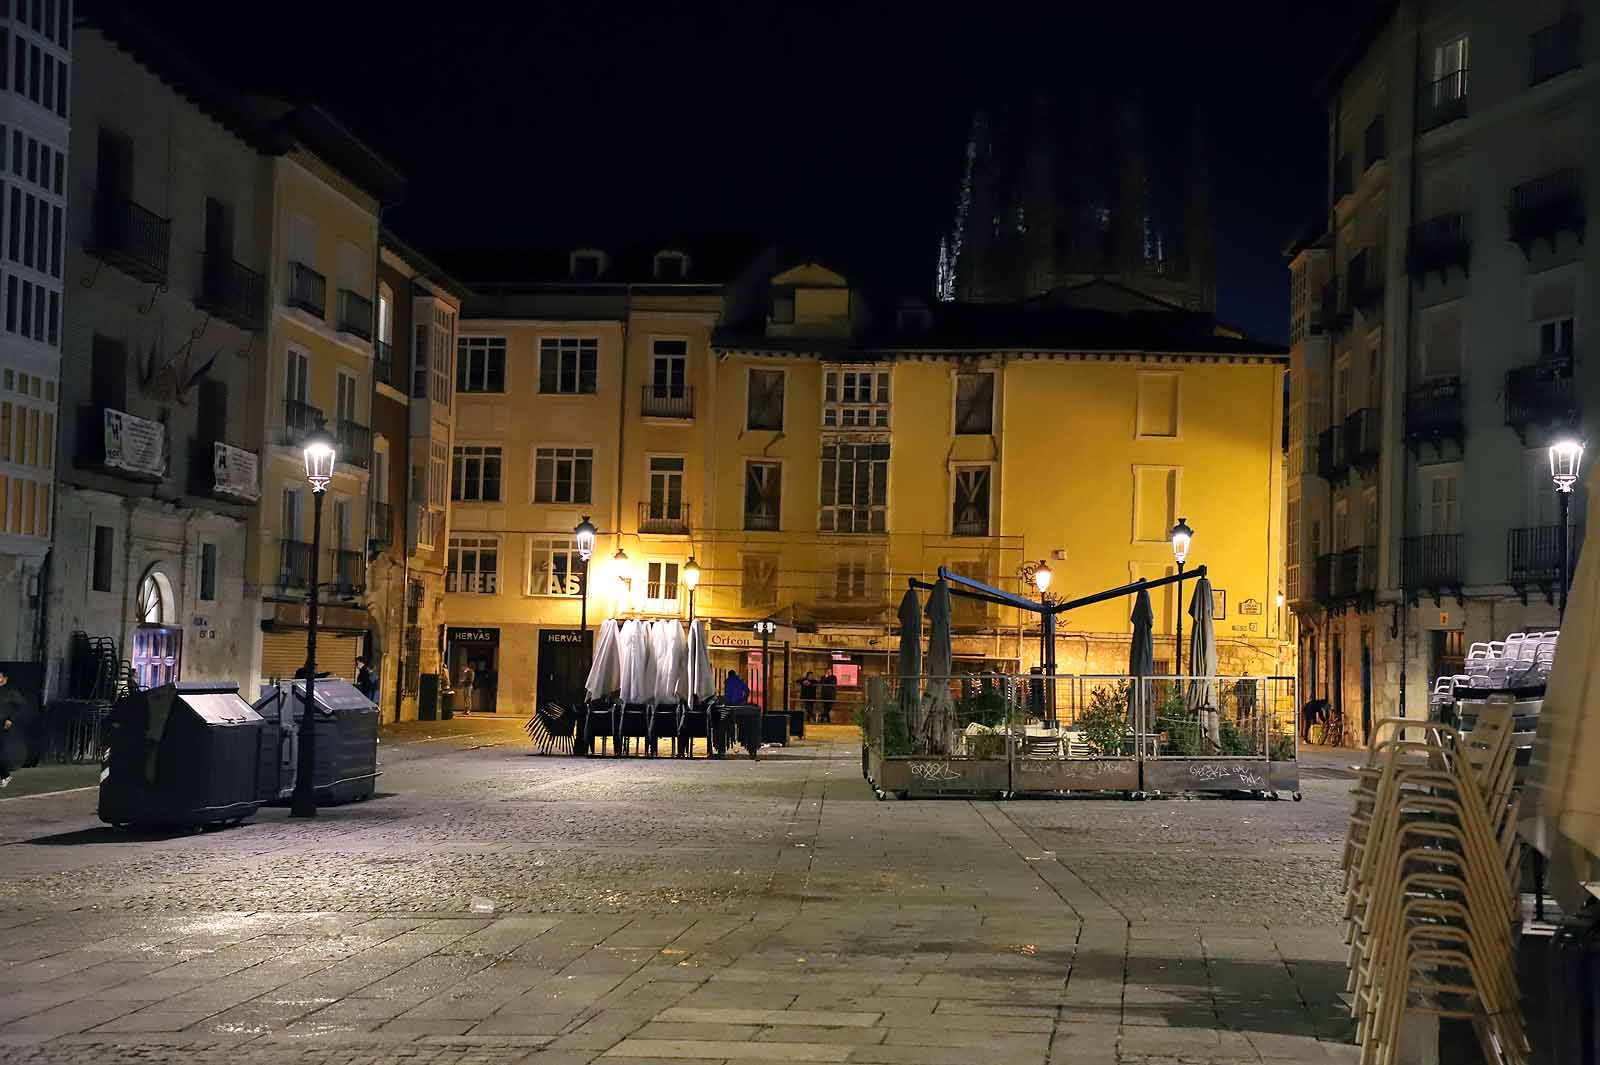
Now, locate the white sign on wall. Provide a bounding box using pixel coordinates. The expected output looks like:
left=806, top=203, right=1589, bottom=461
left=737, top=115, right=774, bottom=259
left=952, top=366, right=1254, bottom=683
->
left=103, top=409, right=165, bottom=477
left=212, top=442, right=260, bottom=502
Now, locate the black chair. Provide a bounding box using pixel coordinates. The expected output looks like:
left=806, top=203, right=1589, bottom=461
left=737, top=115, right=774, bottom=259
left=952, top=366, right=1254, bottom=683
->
left=617, top=702, right=650, bottom=755
left=646, top=702, right=680, bottom=756
left=582, top=699, right=619, bottom=756
left=677, top=698, right=716, bottom=758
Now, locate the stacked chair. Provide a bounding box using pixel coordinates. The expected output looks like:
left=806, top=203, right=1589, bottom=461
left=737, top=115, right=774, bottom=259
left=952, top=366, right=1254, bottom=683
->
left=1342, top=706, right=1529, bottom=1065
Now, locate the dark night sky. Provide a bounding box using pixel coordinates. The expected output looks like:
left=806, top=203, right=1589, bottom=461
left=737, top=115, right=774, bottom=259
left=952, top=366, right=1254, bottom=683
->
left=138, top=1, right=1352, bottom=345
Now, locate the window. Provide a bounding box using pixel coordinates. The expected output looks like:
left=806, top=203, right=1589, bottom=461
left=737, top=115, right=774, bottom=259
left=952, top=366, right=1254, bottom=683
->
left=336, top=370, right=358, bottom=427
left=1433, top=34, right=1469, bottom=99
left=741, top=554, right=778, bottom=609
left=954, top=372, right=994, bottom=434
left=333, top=498, right=352, bottom=552
left=285, top=347, right=309, bottom=404
left=770, top=293, right=795, bottom=324
left=1333, top=499, right=1350, bottom=552
left=91, top=524, right=112, bottom=593
left=1424, top=471, right=1460, bottom=535
left=447, top=536, right=499, bottom=594
left=744, top=461, right=781, bottom=530
left=377, top=290, right=393, bottom=350
left=823, top=368, right=890, bottom=428
left=539, top=337, right=598, bottom=394
left=1136, top=373, right=1179, bottom=438
left=429, top=441, right=448, bottom=508
left=452, top=445, right=502, bottom=502
left=820, top=443, right=888, bottom=533
left=527, top=536, right=582, bottom=597
left=199, top=542, right=217, bottom=602
left=90, top=334, right=127, bottom=410
left=649, top=338, right=687, bottom=397
left=826, top=556, right=879, bottom=602
left=647, top=561, right=680, bottom=602
left=372, top=447, right=388, bottom=505
left=533, top=446, right=593, bottom=504
left=1531, top=272, right=1576, bottom=359
left=1133, top=467, right=1178, bottom=543
left=647, top=456, right=685, bottom=520
left=953, top=467, right=991, bottom=536
left=456, top=336, right=506, bottom=393
left=747, top=368, right=785, bottom=430
left=1421, top=304, right=1463, bottom=378
left=281, top=488, right=302, bottom=542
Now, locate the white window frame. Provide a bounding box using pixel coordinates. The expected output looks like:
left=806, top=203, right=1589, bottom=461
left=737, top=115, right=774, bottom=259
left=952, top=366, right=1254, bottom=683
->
left=335, top=368, right=360, bottom=426
left=539, top=336, right=599, bottom=395
left=744, top=458, right=783, bottom=530
left=532, top=445, right=595, bottom=505
left=646, top=560, right=680, bottom=604
left=653, top=250, right=689, bottom=280
left=456, top=336, right=507, bottom=394
left=951, top=464, right=993, bottom=537
left=1419, top=463, right=1462, bottom=535
left=648, top=336, right=689, bottom=398
left=746, top=365, right=787, bottom=431
left=525, top=535, right=582, bottom=598
left=451, top=443, right=503, bottom=503
left=953, top=371, right=996, bottom=436
left=447, top=535, right=501, bottom=595
left=1420, top=301, right=1465, bottom=380
left=647, top=454, right=687, bottom=521
left=284, top=346, right=310, bottom=405
left=822, top=366, right=891, bottom=429
left=1130, top=464, right=1182, bottom=545
left=819, top=441, right=889, bottom=534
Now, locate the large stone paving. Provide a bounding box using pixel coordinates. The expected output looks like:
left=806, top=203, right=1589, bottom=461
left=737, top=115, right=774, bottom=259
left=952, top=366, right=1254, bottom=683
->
left=0, top=720, right=1360, bottom=1064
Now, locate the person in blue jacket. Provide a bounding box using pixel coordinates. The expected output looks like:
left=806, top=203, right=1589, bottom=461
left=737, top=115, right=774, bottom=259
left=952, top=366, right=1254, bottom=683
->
left=724, top=670, right=749, bottom=706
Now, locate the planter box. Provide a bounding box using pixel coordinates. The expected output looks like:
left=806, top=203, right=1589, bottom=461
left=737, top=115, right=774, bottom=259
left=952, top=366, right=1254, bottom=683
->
left=868, top=747, right=1010, bottom=797
left=1012, top=756, right=1139, bottom=793
left=1143, top=757, right=1298, bottom=794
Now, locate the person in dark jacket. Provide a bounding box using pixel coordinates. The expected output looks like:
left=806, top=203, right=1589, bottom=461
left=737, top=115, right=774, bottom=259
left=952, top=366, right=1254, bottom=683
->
left=355, top=657, right=377, bottom=702
left=0, top=669, right=33, bottom=788
left=798, top=671, right=818, bottom=722
left=724, top=670, right=749, bottom=706
left=819, top=670, right=838, bottom=723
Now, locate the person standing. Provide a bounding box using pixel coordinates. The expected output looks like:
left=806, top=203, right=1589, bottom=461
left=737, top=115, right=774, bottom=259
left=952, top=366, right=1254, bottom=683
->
left=819, top=669, right=838, bottom=724
left=798, top=671, right=818, bottom=723
left=458, top=661, right=476, bottom=714
left=0, top=669, right=33, bottom=788
left=355, top=656, right=377, bottom=703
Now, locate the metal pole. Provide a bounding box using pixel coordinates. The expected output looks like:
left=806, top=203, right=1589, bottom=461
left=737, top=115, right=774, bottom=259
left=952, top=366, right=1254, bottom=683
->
left=579, top=556, right=588, bottom=635
left=1175, top=559, right=1185, bottom=676
left=760, top=631, right=770, bottom=710
left=1042, top=610, right=1057, bottom=727
left=1559, top=490, right=1571, bottom=621
left=689, top=586, right=695, bottom=623
left=291, top=488, right=324, bottom=818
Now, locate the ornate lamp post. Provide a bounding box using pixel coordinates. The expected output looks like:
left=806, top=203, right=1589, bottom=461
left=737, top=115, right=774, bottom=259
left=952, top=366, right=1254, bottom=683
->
left=683, top=556, right=701, bottom=621
left=290, top=423, right=336, bottom=819
left=1550, top=439, right=1584, bottom=620
left=574, top=515, right=596, bottom=634
left=753, top=618, right=777, bottom=710
left=1170, top=517, right=1194, bottom=675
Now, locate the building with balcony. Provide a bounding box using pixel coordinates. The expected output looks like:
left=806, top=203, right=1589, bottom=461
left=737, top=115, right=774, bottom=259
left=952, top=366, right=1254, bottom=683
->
left=1287, top=0, right=1594, bottom=745
left=365, top=231, right=465, bottom=721
left=451, top=246, right=1289, bottom=716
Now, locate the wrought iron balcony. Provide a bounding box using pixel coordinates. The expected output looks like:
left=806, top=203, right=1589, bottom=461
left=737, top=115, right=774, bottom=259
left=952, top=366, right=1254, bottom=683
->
left=281, top=399, right=324, bottom=447
left=641, top=384, right=693, bottom=419
left=90, top=192, right=171, bottom=284
left=374, top=340, right=394, bottom=388
left=1421, top=70, right=1468, bottom=131
left=1316, top=425, right=1348, bottom=482
left=338, top=289, right=373, bottom=340
left=1313, top=553, right=1337, bottom=605
left=279, top=539, right=313, bottom=589
left=1348, top=249, right=1384, bottom=313
left=1507, top=523, right=1584, bottom=591
left=370, top=501, right=394, bottom=550
left=287, top=260, right=326, bottom=318
left=1406, top=213, right=1471, bottom=283
left=1508, top=168, right=1586, bottom=257
left=335, top=549, right=365, bottom=595
left=337, top=418, right=371, bottom=469
left=1334, top=544, right=1378, bottom=599
left=1344, top=407, right=1381, bottom=471
left=638, top=500, right=690, bottom=535
left=1405, top=377, right=1464, bottom=449
left=1529, top=13, right=1582, bottom=86
left=744, top=508, right=780, bottom=532
left=1505, top=354, right=1578, bottom=441
left=196, top=253, right=264, bottom=330
left=1402, top=533, right=1461, bottom=595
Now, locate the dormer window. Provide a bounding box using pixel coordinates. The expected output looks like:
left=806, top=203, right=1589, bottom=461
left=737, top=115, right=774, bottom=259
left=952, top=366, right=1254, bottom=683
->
left=770, top=293, right=795, bottom=324
left=569, top=248, right=608, bottom=281
left=653, top=250, right=689, bottom=281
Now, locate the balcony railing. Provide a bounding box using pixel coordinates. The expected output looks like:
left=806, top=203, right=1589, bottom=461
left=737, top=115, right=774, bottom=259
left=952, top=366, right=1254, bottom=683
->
left=1405, top=377, right=1465, bottom=449
left=1422, top=70, right=1468, bottom=131
left=1505, top=354, right=1578, bottom=440
left=1529, top=14, right=1582, bottom=86
left=1508, top=168, right=1586, bottom=257
left=1344, top=407, right=1381, bottom=470
left=1317, top=426, right=1348, bottom=482
left=1507, top=524, right=1584, bottom=587
left=374, top=340, right=394, bottom=388
left=952, top=515, right=990, bottom=537
left=1313, top=553, right=1336, bottom=605
left=338, top=289, right=373, bottom=340
left=1335, top=545, right=1378, bottom=599
left=91, top=192, right=171, bottom=284
left=282, top=399, right=324, bottom=447
left=335, top=549, right=365, bottom=594
left=337, top=418, right=371, bottom=469
left=641, top=384, right=694, bottom=419
left=370, top=501, right=394, bottom=550
left=197, top=253, right=264, bottom=330
left=743, top=508, right=780, bottom=532
left=279, top=539, right=314, bottom=589
left=1402, top=533, right=1461, bottom=592
left=287, top=260, right=326, bottom=318
left=639, top=500, right=691, bottom=535
left=1406, top=213, right=1472, bottom=283
left=1348, top=249, right=1384, bottom=313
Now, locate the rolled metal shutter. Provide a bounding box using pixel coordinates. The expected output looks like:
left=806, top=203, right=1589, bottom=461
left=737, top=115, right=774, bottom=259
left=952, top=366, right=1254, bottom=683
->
left=261, top=632, right=362, bottom=683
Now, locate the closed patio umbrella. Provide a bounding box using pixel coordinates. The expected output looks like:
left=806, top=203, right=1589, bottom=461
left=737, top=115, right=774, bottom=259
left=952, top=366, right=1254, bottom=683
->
left=1186, top=576, right=1220, bottom=748
left=618, top=620, right=648, bottom=705
left=687, top=620, right=717, bottom=703
left=583, top=619, right=620, bottom=701
left=896, top=586, right=922, bottom=737
left=1130, top=586, right=1155, bottom=747
left=920, top=579, right=955, bottom=754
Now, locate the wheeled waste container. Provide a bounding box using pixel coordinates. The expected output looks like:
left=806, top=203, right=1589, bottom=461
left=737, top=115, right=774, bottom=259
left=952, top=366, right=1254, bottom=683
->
left=98, top=682, right=264, bottom=829
left=252, top=678, right=380, bottom=804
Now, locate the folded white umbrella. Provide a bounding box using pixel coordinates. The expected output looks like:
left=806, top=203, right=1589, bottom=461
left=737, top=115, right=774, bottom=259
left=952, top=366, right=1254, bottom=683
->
left=618, top=620, right=646, bottom=705
left=670, top=621, right=689, bottom=703
left=583, top=619, right=620, bottom=701
left=639, top=621, right=660, bottom=705
left=688, top=620, right=717, bottom=702
left=651, top=620, right=681, bottom=705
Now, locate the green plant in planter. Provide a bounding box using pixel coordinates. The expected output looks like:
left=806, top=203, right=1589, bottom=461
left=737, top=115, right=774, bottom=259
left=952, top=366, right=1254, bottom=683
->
left=965, top=730, right=1007, bottom=760
left=860, top=686, right=911, bottom=756
left=1080, top=682, right=1132, bottom=756
left=1269, top=732, right=1296, bottom=762
left=1157, top=689, right=1205, bottom=757
left=1218, top=717, right=1258, bottom=756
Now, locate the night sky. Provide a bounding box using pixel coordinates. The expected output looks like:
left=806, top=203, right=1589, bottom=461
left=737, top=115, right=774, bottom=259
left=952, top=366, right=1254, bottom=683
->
left=137, top=1, right=1355, bottom=345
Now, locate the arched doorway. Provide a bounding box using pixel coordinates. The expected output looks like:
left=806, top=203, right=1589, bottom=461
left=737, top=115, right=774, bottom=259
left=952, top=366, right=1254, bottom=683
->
left=132, top=567, right=182, bottom=689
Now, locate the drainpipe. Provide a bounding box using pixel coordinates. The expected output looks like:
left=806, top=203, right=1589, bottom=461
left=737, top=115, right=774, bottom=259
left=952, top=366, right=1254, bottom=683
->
left=613, top=286, right=631, bottom=577
left=1397, top=2, right=1426, bottom=722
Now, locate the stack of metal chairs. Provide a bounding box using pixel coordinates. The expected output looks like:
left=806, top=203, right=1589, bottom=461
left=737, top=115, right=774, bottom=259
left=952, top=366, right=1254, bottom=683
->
left=1342, top=705, right=1529, bottom=1065
left=1428, top=631, right=1560, bottom=718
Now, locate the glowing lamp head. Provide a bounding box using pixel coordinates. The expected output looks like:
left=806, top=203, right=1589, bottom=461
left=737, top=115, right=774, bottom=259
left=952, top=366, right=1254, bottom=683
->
left=302, top=425, right=337, bottom=491
left=1550, top=439, right=1585, bottom=493
left=753, top=619, right=777, bottom=637
left=683, top=555, right=701, bottom=591
left=1032, top=560, right=1052, bottom=595
left=1276, top=590, right=1286, bottom=609
left=1170, top=517, right=1194, bottom=566
left=574, top=515, right=597, bottom=561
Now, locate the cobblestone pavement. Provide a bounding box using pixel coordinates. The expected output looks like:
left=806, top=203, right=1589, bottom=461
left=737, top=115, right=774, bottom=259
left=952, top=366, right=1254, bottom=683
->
left=0, top=721, right=1360, bottom=1064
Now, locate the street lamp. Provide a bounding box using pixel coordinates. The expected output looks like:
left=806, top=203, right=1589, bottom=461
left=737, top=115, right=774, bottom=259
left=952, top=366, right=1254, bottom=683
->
left=1031, top=560, right=1052, bottom=597
left=683, top=555, right=701, bottom=621
left=291, top=422, right=336, bottom=819
left=1170, top=517, right=1194, bottom=675
left=1550, top=439, right=1584, bottom=619
left=574, top=515, right=596, bottom=635
left=753, top=618, right=777, bottom=710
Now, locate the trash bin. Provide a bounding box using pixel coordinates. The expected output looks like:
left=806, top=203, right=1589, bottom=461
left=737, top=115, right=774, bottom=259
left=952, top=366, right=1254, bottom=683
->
left=440, top=686, right=455, bottom=721
left=98, top=682, right=264, bottom=828
left=418, top=673, right=441, bottom=721
left=252, top=678, right=380, bottom=805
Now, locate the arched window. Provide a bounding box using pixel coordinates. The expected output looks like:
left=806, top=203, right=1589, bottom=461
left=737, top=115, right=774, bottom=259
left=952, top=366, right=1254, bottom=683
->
left=137, top=571, right=173, bottom=624
left=132, top=568, right=181, bottom=688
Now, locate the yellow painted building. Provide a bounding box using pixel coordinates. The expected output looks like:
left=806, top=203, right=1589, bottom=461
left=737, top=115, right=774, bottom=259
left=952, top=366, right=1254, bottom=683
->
left=450, top=252, right=1290, bottom=717
left=246, top=113, right=404, bottom=684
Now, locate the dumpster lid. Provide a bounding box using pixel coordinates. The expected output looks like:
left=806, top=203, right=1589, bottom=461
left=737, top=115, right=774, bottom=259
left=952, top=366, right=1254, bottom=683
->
left=181, top=691, right=263, bottom=725
left=290, top=678, right=374, bottom=712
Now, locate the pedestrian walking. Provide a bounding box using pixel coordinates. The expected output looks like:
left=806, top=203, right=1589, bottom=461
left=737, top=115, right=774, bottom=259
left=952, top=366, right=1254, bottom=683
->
left=0, top=668, right=33, bottom=789
left=798, top=671, right=818, bottom=723
left=355, top=657, right=377, bottom=702
left=458, top=662, right=476, bottom=714
left=819, top=669, right=837, bottom=724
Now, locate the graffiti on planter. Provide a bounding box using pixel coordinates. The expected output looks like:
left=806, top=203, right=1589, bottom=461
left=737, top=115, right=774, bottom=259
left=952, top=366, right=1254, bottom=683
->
left=1187, top=763, right=1266, bottom=789
left=908, top=762, right=962, bottom=782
